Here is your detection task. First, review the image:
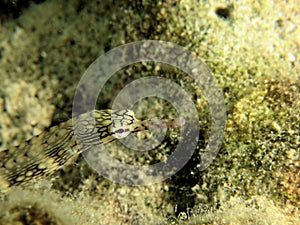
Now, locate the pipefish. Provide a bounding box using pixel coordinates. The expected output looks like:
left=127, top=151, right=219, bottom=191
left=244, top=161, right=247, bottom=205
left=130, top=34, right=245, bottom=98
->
left=0, top=109, right=183, bottom=192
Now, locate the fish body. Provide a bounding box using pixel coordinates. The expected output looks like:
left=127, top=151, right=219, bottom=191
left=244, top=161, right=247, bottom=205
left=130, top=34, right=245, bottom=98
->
left=0, top=109, right=137, bottom=192
left=0, top=109, right=181, bottom=192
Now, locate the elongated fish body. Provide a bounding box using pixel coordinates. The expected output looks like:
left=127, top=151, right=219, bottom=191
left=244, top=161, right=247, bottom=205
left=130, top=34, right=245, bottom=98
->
left=0, top=109, right=182, bottom=192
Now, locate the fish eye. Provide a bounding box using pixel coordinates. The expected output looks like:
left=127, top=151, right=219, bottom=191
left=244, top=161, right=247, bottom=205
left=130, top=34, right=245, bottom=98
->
left=112, top=127, right=130, bottom=139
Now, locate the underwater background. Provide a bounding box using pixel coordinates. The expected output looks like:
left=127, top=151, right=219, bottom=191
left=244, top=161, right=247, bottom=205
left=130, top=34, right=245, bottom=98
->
left=0, top=0, right=299, bottom=224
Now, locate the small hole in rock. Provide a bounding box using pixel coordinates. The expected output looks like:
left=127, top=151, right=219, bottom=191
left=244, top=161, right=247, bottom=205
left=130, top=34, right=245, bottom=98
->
left=215, top=7, right=231, bottom=19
